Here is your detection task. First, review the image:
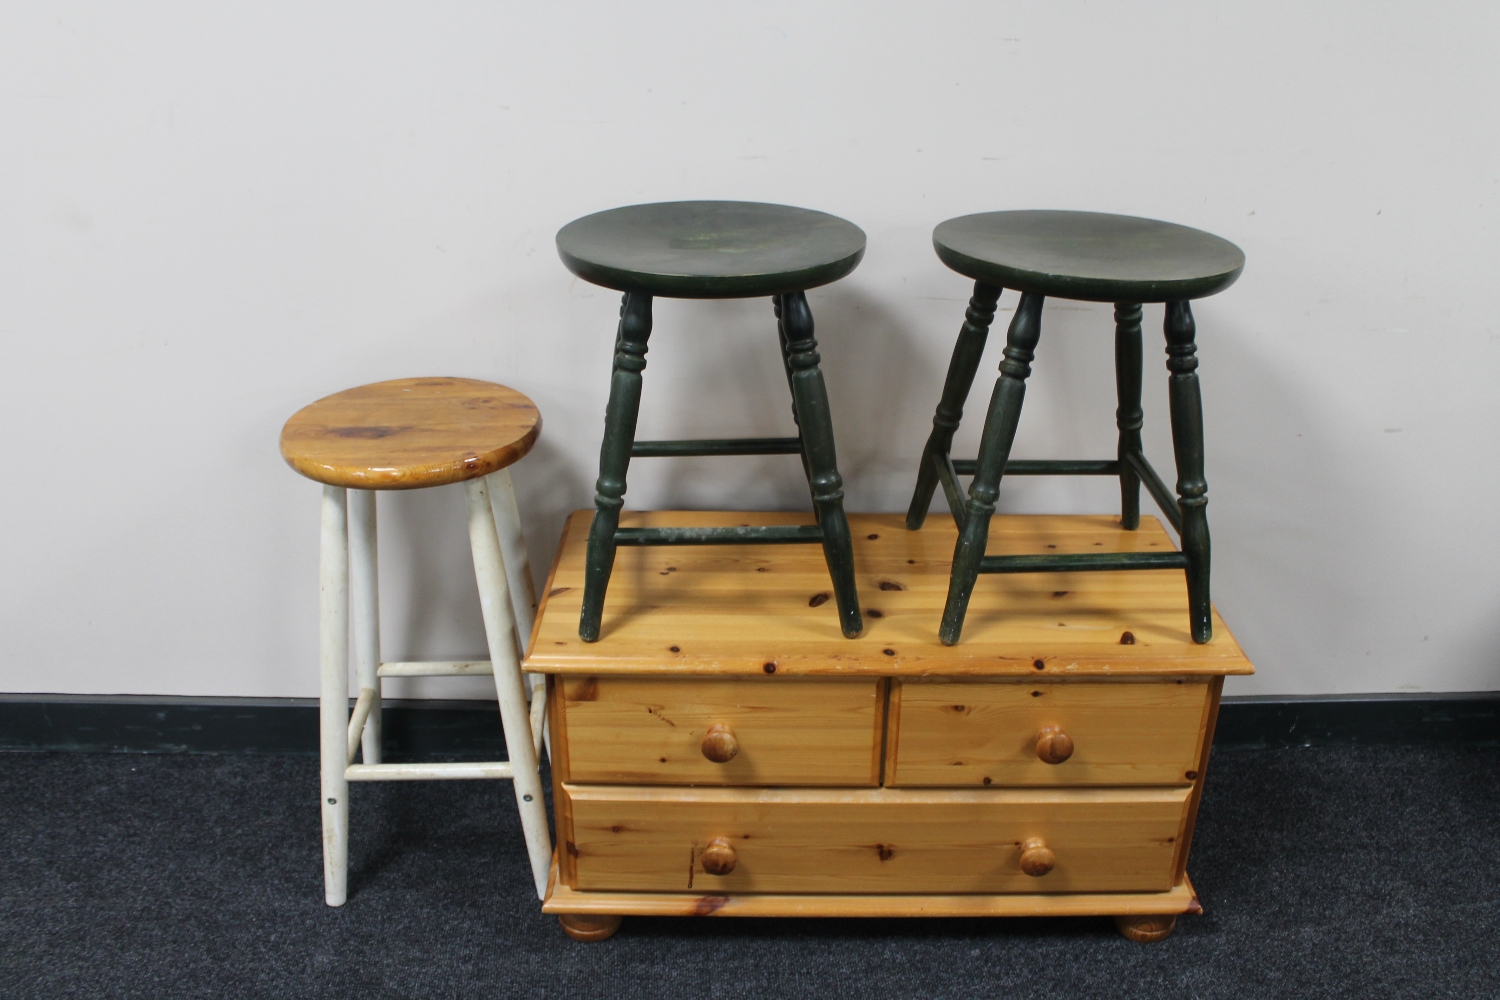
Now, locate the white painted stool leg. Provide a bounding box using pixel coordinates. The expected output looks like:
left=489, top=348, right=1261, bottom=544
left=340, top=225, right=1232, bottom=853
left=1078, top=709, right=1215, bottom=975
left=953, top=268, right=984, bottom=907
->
left=488, top=468, right=548, bottom=755
left=488, top=468, right=537, bottom=653
left=349, top=489, right=381, bottom=765
left=318, top=485, right=351, bottom=907
left=464, top=476, right=552, bottom=899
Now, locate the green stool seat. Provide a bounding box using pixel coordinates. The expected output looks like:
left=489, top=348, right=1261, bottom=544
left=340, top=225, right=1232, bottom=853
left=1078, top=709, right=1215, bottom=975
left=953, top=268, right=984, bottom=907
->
left=560, top=201, right=866, bottom=642
left=933, top=210, right=1244, bottom=303
left=909, top=210, right=1245, bottom=645
left=558, top=201, right=866, bottom=299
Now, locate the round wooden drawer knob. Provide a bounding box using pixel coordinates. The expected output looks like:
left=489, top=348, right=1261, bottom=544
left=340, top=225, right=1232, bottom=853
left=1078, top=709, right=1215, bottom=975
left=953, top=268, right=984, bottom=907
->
left=1036, top=726, right=1074, bottom=765
left=1019, top=837, right=1056, bottom=877
left=701, top=724, right=739, bottom=763
left=702, top=837, right=737, bottom=876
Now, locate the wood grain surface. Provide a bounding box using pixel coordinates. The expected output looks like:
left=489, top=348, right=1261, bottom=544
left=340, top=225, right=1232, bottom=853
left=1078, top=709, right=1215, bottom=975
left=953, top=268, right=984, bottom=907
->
left=1173, top=675, right=1225, bottom=881
left=556, top=913, right=623, bottom=941
left=543, top=857, right=1202, bottom=917
left=525, top=511, right=1254, bottom=677
left=562, top=784, right=1189, bottom=894
left=557, top=676, right=883, bottom=786
left=280, top=377, right=540, bottom=489
left=885, top=678, right=1210, bottom=787
left=1114, top=913, right=1179, bottom=942
left=545, top=674, right=578, bottom=886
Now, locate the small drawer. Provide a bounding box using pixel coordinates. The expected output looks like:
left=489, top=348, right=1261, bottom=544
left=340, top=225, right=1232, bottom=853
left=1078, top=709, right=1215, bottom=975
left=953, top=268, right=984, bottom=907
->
left=555, top=676, right=883, bottom=786
left=886, top=679, right=1211, bottom=787
left=562, top=784, right=1189, bottom=893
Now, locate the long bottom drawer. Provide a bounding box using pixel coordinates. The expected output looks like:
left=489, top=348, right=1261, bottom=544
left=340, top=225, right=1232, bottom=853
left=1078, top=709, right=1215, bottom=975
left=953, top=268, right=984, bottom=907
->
left=563, top=784, right=1189, bottom=894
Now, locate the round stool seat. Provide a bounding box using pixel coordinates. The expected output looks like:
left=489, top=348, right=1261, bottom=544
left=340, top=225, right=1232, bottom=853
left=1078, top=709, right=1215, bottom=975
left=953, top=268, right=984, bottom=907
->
left=933, top=210, right=1244, bottom=303
left=556, top=200, right=865, bottom=299
left=280, top=377, right=540, bottom=490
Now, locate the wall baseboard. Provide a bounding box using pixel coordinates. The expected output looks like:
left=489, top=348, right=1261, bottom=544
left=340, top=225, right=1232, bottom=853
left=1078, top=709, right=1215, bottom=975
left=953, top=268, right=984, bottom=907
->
left=1212, top=692, right=1499, bottom=750
left=1, top=692, right=1496, bottom=759
left=0, top=696, right=507, bottom=759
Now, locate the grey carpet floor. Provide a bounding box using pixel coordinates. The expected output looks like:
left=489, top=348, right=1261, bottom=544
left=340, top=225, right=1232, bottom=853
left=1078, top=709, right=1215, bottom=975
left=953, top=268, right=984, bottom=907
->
left=1, top=745, right=1497, bottom=999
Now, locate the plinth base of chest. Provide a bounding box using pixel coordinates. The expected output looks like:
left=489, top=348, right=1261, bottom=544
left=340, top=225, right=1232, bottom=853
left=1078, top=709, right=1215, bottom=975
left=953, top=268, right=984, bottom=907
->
left=543, top=855, right=1201, bottom=919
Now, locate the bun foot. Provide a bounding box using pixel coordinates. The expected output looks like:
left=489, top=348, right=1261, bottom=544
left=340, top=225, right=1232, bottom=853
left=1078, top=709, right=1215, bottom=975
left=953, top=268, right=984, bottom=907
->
left=558, top=913, right=623, bottom=942
left=1114, top=913, right=1177, bottom=943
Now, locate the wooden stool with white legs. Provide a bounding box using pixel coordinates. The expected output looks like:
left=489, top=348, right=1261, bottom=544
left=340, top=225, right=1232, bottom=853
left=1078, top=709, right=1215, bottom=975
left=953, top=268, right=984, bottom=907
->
left=280, top=376, right=551, bottom=906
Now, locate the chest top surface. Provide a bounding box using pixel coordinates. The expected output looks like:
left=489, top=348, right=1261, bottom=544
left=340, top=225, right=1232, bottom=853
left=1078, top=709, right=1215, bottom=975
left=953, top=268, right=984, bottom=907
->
left=524, top=511, right=1253, bottom=679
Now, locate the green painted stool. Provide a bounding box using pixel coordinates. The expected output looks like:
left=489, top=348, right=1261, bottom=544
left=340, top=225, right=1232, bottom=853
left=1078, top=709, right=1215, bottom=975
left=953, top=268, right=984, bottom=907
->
left=906, top=210, right=1244, bottom=645
left=558, top=200, right=866, bottom=642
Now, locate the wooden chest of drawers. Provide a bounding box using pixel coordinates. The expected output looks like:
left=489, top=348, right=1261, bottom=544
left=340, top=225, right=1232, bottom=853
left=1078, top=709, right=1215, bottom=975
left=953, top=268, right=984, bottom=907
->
left=525, top=511, right=1252, bottom=941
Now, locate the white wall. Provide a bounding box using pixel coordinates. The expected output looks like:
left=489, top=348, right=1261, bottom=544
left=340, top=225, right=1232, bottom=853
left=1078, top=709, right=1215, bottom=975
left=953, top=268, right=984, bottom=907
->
left=2, top=1, right=1497, bottom=700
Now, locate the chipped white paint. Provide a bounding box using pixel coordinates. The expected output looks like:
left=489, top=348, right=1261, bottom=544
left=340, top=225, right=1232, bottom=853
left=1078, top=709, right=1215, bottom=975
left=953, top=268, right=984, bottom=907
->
left=317, top=485, right=350, bottom=907
left=345, top=686, right=376, bottom=766
left=491, top=468, right=547, bottom=730
left=489, top=468, right=537, bottom=652
left=313, top=476, right=553, bottom=906
left=346, top=761, right=514, bottom=781
left=465, top=475, right=553, bottom=898
left=529, top=687, right=546, bottom=760
left=378, top=660, right=493, bottom=677
left=349, top=489, right=382, bottom=765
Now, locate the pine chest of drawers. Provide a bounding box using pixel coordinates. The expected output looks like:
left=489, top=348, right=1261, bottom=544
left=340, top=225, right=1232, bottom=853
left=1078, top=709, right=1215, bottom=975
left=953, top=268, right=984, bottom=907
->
left=525, top=511, right=1253, bottom=942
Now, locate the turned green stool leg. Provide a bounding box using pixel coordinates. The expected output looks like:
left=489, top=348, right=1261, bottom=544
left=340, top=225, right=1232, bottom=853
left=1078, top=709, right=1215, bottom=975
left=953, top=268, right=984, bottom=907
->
left=907, top=281, right=1002, bottom=529
left=774, top=295, right=819, bottom=517
left=939, top=292, right=1045, bottom=645
left=780, top=291, right=863, bottom=639
left=1114, top=303, right=1144, bottom=530
left=580, top=292, right=654, bottom=642
left=1164, top=300, right=1211, bottom=643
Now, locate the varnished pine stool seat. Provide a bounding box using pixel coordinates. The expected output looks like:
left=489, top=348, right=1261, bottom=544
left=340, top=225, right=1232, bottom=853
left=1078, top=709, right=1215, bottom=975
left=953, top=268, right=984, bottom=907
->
left=909, top=211, right=1245, bottom=645
left=280, top=377, right=541, bottom=490
left=280, top=377, right=552, bottom=906
left=557, top=201, right=867, bottom=643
